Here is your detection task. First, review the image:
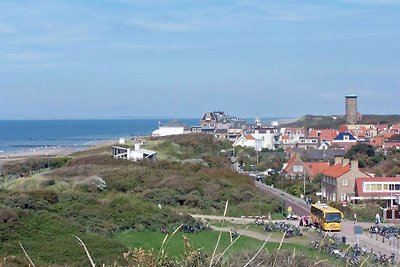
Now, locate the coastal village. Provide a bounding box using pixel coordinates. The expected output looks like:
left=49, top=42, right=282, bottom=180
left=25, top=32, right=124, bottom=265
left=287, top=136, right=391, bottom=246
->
left=3, top=96, right=400, bottom=266
left=3, top=1, right=400, bottom=265
left=113, top=95, right=400, bottom=222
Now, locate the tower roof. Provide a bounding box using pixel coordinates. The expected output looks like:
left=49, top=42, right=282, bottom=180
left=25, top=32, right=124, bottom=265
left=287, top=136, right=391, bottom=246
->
left=345, top=94, right=358, bottom=98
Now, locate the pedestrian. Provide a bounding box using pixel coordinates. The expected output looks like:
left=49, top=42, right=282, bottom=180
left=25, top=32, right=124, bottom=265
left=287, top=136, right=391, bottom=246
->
left=299, top=216, right=304, bottom=227
left=304, top=215, right=309, bottom=227
left=287, top=206, right=292, bottom=218
left=375, top=213, right=381, bottom=225
left=353, top=213, right=357, bottom=224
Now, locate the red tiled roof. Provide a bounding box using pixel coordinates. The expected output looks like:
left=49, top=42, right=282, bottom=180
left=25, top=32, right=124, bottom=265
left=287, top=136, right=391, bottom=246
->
left=309, top=129, right=338, bottom=141
left=306, top=162, right=330, bottom=176
left=244, top=135, right=255, bottom=140
left=283, top=154, right=298, bottom=172
left=321, top=163, right=351, bottom=178
left=356, top=177, right=400, bottom=197
left=384, top=133, right=396, bottom=139
left=376, top=124, right=388, bottom=132
left=392, top=123, right=400, bottom=130
left=338, top=125, right=348, bottom=133
left=281, top=135, right=289, bottom=140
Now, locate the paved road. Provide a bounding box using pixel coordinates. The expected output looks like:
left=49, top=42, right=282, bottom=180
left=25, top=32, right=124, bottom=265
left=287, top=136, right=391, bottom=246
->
left=255, top=181, right=398, bottom=256
left=255, top=181, right=310, bottom=217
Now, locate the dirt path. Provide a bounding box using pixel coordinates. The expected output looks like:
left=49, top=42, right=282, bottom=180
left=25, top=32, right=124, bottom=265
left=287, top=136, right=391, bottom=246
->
left=209, top=225, right=306, bottom=245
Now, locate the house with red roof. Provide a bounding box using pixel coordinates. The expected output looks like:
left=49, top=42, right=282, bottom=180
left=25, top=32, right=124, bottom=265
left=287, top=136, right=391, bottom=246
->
left=321, top=157, right=370, bottom=202
left=232, top=134, right=262, bottom=151
left=282, top=153, right=330, bottom=179
left=376, top=124, right=389, bottom=134
left=389, top=124, right=400, bottom=135
left=355, top=177, right=400, bottom=220
left=308, top=129, right=339, bottom=142
left=355, top=177, right=400, bottom=202
left=370, top=134, right=400, bottom=149
left=339, top=124, right=378, bottom=140
left=280, top=127, right=305, bottom=147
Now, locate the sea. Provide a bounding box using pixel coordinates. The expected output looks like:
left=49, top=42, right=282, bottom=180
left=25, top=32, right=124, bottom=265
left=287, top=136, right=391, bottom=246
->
left=0, top=117, right=294, bottom=154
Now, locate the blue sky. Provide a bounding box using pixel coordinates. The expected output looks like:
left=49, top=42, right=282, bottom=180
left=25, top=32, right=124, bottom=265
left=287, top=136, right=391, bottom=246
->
left=0, top=0, right=399, bottom=119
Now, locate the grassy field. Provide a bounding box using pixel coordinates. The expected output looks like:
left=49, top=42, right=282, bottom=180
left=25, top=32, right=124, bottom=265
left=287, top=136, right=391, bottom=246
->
left=113, top=230, right=334, bottom=263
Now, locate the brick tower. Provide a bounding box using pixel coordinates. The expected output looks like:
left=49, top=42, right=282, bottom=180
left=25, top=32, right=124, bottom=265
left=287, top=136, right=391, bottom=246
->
left=345, top=94, right=358, bottom=125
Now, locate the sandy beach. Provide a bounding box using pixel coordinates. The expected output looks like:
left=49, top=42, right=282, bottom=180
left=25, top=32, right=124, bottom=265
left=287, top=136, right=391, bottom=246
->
left=0, top=139, right=117, bottom=168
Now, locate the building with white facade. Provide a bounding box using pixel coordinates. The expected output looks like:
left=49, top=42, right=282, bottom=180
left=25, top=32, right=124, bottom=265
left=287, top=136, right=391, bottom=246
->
left=152, top=121, right=185, bottom=137
left=112, top=143, right=157, bottom=161
left=232, top=135, right=262, bottom=151
left=252, top=127, right=281, bottom=150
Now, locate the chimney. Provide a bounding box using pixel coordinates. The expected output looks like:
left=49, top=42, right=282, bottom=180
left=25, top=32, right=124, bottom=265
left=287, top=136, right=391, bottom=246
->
left=334, top=156, right=343, bottom=165
left=350, top=160, right=359, bottom=170
left=342, top=158, right=350, bottom=166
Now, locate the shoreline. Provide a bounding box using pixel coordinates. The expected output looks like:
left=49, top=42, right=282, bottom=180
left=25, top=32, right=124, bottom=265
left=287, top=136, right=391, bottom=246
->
left=0, top=139, right=118, bottom=167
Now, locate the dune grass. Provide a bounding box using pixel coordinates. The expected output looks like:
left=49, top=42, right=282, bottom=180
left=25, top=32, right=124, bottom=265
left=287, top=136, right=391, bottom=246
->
left=113, top=230, right=331, bottom=261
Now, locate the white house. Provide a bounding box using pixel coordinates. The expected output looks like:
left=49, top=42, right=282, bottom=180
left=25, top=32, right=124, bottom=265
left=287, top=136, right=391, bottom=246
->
left=112, top=143, right=157, bottom=161
left=252, top=127, right=281, bottom=150
left=152, top=121, right=185, bottom=137
left=232, top=135, right=262, bottom=151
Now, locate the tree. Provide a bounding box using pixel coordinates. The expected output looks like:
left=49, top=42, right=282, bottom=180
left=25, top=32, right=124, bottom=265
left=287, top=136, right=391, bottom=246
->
left=345, top=143, right=375, bottom=160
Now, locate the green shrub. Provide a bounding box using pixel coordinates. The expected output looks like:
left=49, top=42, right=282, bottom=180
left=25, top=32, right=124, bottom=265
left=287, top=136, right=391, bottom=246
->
left=27, top=190, right=59, bottom=204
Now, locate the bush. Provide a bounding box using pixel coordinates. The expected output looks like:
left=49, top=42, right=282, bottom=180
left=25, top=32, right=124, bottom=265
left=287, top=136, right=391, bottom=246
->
left=0, top=208, right=18, bottom=224
left=40, top=179, right=55, bottom=187
left=27, top=190, right=59, bottom=204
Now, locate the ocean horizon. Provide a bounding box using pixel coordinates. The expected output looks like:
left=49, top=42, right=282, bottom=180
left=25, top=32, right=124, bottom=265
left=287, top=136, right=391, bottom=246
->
left=0, top=117, right=295, bottom=154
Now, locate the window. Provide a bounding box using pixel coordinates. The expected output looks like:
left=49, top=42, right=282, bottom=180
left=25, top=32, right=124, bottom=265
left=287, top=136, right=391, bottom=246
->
left=340, top=193, right=347, bottom=201
left=395, top=184, right=400, bottom=191
left=298, top=166, right=304, bottom=172
left=383, top=184, right=389, bottom=191
left=325, top=213, right=342, bottom=223
left=293, top=166, right=299, bottom=172
left=364, top=184, right=371, bottom=191
left=342, top=179, right=348, bottom=186
left=371, top=184, right=379, bottom=191
left=344, top=135, right=349, bottom=141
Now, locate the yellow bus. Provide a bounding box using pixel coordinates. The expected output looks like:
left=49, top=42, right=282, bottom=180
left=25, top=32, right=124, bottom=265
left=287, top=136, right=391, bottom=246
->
left=310, top=203, right=343, bottom=231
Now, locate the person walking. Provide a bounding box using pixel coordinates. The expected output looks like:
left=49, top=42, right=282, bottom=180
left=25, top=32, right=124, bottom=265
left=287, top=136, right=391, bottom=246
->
left=375, top=213, right=381, bottom=225
left=304, top=215, right=309, bottom=227
left=353, top=213, right=357, bottom=224
left=299, top=216, right=304, bottom=227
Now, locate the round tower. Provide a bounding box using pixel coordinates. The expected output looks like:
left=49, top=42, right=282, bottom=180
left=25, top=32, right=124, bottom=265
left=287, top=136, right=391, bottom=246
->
left=345, top=94, right=357, bottom=125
